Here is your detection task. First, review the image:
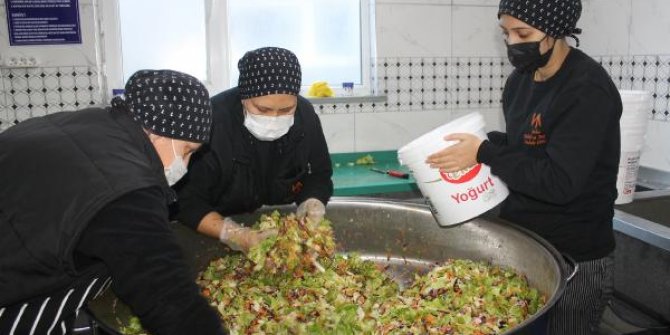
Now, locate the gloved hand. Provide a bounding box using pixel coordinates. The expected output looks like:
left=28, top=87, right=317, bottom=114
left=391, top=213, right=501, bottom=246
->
left=218, top=217, right=277, bottom=253
left=296, top=198, right=326, bottom=223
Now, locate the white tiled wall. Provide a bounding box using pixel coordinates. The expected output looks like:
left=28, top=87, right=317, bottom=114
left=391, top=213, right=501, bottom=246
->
left=342, top=0, right=670, bottom=175
left=629, top=0, right=670, bottom=172
left=353, top=108, right=501, bottom=152
left=0, top=88, right=8, bottom=132
left=0, top=0, right=103, bottom=130
left=642, top=121, right=670, bottom=171
left=452, top=0, right=498, bottom=5
left=321, top=107, right=504, bottom=153
left=630, top=0, right=670, bottom=56
left=579, top=0, right=631, bottom=56
left=320, top=113, right=356, bottom=153
left=324, top=0, right=510, bottom=153
left=451, top=5, right=505, bottom=57
left=354, top=110, right=455, bottom=152
left=1, top=0, right=669, bottom=171
left=0, top=1, right=101, bottom=67
left=375, top=2, right=452, bottom=58
left=0, top=67, right=102, bottom=127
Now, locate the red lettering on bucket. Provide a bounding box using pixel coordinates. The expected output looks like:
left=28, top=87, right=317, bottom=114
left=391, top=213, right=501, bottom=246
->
left=450, top=176, right=495, bottom=204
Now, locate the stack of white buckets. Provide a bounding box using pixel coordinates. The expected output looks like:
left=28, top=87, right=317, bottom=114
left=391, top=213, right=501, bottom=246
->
left=397, top=92, right=651, bottom=226
left=616, top=90, right=652, bottom=204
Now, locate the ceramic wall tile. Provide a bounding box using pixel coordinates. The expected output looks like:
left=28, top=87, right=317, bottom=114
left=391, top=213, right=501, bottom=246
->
left=630, top=0, right=670, bottom=55
left=639, top=121, right=670, bottom=171
left=451, top=5, right=506, bottom=58
left=319, top=113, right=355, bottom=153
left=376, top=3, right=452, bottom=57
left=355, top=110, right=455, bottom=151
left=579, top=0, right=631, bottom=56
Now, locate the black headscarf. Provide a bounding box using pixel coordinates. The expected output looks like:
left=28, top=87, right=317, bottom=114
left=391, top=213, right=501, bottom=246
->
left=112, top=69, right=212, bottom=143
left=237, top=47, right=302, bottom=99
left=498, top=0, right=583, bottom=46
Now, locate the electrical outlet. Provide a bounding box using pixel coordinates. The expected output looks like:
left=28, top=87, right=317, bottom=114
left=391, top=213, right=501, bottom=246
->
left=29, top=56, right=39, bottom=66
left=3, top=54, right=40, bottom=68
left=5, top=56, right=19, bottom=67
left=18, top=56, right=39, bottom=67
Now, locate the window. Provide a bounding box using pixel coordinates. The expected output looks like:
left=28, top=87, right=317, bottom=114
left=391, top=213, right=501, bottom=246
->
left=102, top=0, right=375, bottom=99
left=117, top=0, right=207, bottom=81
left=227, top=0, right=363, bottom=88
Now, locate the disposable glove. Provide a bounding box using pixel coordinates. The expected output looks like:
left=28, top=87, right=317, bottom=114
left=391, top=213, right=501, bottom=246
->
left=296, top=198, right=326, bottom=223
left=218, top=217, right=277, bottom=253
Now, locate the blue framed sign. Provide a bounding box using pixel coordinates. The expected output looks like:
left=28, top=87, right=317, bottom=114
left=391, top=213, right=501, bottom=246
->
left=5, top=0, right=82, bottom=46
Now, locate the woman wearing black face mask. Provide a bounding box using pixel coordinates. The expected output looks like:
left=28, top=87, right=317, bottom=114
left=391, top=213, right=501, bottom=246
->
left=426, top=0, right=622, bottom=334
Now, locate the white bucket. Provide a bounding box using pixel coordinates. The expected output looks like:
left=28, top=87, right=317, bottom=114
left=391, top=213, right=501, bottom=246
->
left=398, top=112, right=509, bottom=226
left=615, top=90, right=652, bottom=204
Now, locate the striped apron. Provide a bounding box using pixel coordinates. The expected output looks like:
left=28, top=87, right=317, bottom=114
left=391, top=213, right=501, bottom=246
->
left=548, top=253, right=615, bottom=335
left=0, top=272, right=112, bottom=335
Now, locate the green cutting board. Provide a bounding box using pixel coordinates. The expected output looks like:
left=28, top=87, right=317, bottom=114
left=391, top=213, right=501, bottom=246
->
left=331, top=151, right=418, bottom=196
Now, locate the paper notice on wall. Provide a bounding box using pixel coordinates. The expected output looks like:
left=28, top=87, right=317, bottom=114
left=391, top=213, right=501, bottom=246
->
left=5, top=0, right=82, bottom=46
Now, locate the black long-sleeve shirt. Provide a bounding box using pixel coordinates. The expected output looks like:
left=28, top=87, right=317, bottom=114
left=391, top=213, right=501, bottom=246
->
left=174, top=88, right=333, bottom=229
left=477, top=48, right=622, bottom=262
left=76, top=187, right=226, bottom=335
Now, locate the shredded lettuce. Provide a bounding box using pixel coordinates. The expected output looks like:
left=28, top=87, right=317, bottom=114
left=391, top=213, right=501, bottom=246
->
left=195, top=212, right=545, bottom=335
left=119, top=212, right=545, bottom=335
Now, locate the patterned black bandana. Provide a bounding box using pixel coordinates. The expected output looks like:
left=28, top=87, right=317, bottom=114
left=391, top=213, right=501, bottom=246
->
left=237, top=47, right=302, bottom=99
left=112, top=70, right=212, bottom=143
left=498, top=0, right=583, bottom=46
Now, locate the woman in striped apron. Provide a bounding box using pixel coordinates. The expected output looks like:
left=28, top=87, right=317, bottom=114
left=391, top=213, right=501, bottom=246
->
left=0, top=70, right=226, bottom=335
left=425, top=0, right=620, bottom=334
left=0, top=266, right=110, bottom=334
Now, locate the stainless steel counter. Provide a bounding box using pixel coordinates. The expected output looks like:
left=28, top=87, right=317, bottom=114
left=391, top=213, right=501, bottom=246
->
left=610, top=189, right=670, bottom=325
left=637, top=166, right=670, bottom=191
left=613, top=190, right=670, bottom=252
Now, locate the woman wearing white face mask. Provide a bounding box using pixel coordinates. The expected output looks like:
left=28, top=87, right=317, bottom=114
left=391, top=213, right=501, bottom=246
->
left=163, top=139, right=192, bottom=186
left=0, top=70, right=227, bottom=334
left=174, top=47, right=333, bottom=253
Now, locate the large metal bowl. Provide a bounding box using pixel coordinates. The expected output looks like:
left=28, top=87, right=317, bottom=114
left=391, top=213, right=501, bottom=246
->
left=88, top=197, right=572, bottom=334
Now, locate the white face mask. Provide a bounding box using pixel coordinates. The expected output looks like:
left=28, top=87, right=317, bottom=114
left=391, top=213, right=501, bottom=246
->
left=164, top=139, right=188, bottom=186
left=243, top=109, right=294, bottom=141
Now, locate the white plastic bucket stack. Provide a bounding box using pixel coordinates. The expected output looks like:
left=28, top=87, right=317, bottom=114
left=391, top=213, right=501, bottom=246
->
left=398, top=112, right=509, bottom=226
left=616, top=90, right=652, bottom=204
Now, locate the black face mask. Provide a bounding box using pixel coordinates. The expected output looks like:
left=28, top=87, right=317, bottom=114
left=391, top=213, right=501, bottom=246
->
left=506, top=35, right=555, bottom=73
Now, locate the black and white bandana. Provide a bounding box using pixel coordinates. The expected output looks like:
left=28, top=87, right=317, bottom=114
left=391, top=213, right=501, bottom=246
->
left=237, top=47, right=302, bottom=99
left=112, top=69, right=212, bottom=143
left=498, top=0, right=583, bottom=46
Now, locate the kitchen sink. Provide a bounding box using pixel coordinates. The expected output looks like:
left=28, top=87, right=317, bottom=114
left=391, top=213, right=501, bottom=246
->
left=616, top=190, right=670, bottom=226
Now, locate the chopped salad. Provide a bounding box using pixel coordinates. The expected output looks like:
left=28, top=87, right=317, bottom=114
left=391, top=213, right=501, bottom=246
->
left=117, top=212, right=545, bottom=334
left=195, top=212, right=545, bottom=335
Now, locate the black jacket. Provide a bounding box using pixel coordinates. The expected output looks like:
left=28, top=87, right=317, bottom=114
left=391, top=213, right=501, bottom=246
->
left=0, top=107, right=224, bottom=334
left=478, top=48, right=622, bottom=262
left=175, top=88, right=333, bottom=229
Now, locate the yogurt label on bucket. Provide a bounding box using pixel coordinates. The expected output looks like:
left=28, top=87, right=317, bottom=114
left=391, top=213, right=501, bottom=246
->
left=449, top=176, right=497, bottom=204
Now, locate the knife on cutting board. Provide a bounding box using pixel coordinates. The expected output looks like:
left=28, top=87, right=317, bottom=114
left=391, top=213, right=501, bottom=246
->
left=370, top=168, right=410, bottom=179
